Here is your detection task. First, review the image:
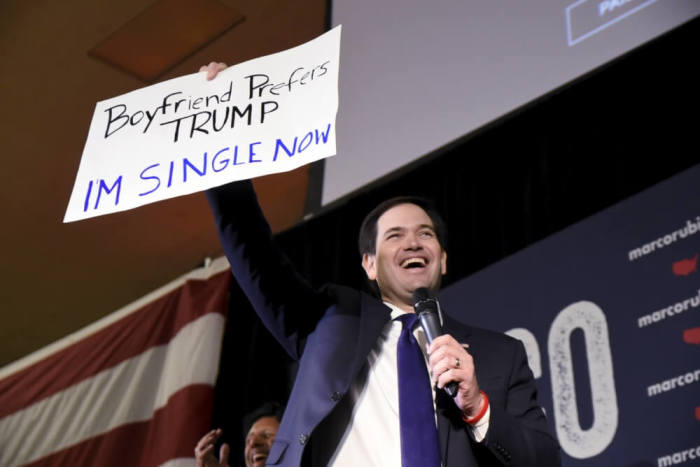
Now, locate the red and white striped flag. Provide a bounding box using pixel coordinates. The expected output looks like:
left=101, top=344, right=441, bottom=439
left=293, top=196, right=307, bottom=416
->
left=0, top=257, right=231, bottom=467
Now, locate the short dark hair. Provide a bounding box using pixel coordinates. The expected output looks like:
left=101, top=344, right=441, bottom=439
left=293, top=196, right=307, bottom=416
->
left=358, top=196, right=447, bottom=256
left=242, top=401, right=285, bottom=435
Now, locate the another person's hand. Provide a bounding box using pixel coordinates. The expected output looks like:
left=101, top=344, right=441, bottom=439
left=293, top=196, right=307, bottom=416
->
left=195, top=428, right=230, bottom=467
left=200, top=62, right=228, bottom=80
left=428, top=334, right=484, bottom=418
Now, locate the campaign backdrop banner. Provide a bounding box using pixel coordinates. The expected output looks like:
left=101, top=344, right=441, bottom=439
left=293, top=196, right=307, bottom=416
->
left=64, top=26, right=341, bottom=223
left=440, top=165, right=700, bottom=466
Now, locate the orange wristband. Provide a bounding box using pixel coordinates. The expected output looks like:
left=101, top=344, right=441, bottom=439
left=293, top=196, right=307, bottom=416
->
left=462, top=390, right=489, bottom=425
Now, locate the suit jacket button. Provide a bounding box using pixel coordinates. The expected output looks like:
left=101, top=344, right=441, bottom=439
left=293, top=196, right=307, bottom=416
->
left=331, top=391, right=342, bottom=401
left=299, top=433, right=309, bottom=445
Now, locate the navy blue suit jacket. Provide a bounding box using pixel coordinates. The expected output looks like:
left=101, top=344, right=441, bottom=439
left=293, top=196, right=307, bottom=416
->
left=207, top=181, right=560, bottom=466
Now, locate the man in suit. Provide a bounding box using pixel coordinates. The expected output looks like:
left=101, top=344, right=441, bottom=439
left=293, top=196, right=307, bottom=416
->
left=202, top=62, right=559, bottom=467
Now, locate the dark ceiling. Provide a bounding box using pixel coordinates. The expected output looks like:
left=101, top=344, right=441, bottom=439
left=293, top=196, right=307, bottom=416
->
left=0, top=0, right=327, bottom=366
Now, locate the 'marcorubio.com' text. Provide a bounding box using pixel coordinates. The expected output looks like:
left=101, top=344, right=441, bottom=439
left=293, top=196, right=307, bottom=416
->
left=637, top=289, right=700, bottom=328
left=647, top=369, right=700, bottom=397
left=628, top=216, right=700, bottom=261
left=658, top=444, right=700, bottom=466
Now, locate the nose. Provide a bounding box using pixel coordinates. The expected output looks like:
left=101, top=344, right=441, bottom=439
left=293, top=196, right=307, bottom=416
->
left=247, top=433, right=262, bottom=448
left=404, top=231, right=422, bottom=250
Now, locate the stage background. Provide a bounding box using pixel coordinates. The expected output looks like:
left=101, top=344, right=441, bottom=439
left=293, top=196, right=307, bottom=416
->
left=440, top=165, right=700, bottom=466
left=323, top=0, right=700, bottom=205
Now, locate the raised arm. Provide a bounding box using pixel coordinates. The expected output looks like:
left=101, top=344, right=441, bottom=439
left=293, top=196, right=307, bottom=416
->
left=206, top=180, right=326, bottom=360
left=200, top=60, right=327, bottom=357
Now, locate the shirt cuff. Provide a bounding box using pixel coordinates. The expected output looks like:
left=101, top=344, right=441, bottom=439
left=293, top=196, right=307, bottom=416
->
left=470, top=405, right=490, bottom=442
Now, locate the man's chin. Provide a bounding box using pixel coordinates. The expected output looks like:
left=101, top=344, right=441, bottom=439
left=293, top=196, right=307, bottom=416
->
left=404, top=278, right=440, bottom=295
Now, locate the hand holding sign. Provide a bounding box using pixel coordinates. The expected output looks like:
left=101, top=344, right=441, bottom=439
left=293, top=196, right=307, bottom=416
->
left=201, top=62, right=229, bottom=81
left=64, top=26, right=341, bottom=222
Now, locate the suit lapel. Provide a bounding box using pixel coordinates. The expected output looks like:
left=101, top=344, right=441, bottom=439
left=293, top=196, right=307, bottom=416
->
left=436, top=390, right=451, bottom=462
left=436, top=313, right=476, bottom=465
left=350, top=293, right=391, bottom=375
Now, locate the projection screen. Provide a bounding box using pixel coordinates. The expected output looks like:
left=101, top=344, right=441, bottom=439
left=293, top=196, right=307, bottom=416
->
left=323, top=0, right=700, bottom=205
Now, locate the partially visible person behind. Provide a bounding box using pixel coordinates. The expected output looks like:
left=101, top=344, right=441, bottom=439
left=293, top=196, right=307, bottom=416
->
left=195, top=402, right=285, bottom=467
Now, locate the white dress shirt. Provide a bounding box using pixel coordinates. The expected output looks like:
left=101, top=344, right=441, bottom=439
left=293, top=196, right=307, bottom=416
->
left=328, top=302, right=490, bottom=466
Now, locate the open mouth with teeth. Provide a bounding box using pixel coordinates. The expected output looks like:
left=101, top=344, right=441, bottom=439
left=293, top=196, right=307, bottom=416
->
left=401, top=257, right=427, bottom=269
left=249, top=452, right=268, bottom=465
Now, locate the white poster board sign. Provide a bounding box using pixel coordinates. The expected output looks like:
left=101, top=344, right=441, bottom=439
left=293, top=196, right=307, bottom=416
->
left=64, top=26, right=341, bottom=222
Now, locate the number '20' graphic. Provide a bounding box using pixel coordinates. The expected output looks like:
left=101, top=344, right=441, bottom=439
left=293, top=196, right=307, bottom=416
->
left=507, top=301, right=618, bottom=459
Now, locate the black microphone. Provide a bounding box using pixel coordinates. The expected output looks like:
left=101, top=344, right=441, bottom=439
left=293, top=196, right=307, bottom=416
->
left=412, top=288, right=458, bottom=397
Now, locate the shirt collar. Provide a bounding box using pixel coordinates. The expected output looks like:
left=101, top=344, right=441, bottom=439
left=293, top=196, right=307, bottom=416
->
left=382, top=300, right=444, bottom=326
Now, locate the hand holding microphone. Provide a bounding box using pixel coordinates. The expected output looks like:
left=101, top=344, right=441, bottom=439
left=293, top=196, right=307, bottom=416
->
left=412, top=288, right=458, bottom=397
left=413, top=288, right=484, bottom=420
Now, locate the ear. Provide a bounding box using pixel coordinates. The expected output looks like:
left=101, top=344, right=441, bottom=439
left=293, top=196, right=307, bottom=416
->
left=362, top=253, right=377, bottom=281
left=440, top=251, right=447, bottom=276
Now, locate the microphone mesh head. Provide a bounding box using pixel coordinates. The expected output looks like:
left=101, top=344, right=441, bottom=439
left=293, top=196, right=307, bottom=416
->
left=412, top=287, right=430, bottom=306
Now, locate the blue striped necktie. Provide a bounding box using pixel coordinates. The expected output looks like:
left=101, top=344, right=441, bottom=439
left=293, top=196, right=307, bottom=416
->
left=396, top=313, right=441, bottom=467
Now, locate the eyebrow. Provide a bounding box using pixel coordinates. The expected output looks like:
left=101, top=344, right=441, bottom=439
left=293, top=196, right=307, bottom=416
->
left=383, top=224, right=435, bottom=236
left=383, top=226, right=404, bottom=236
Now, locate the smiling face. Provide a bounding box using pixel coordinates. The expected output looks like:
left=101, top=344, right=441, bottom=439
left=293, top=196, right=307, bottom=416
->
left=362, top=203, right=447, bottom=311
left=244, top=416, right=279, bottom=467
